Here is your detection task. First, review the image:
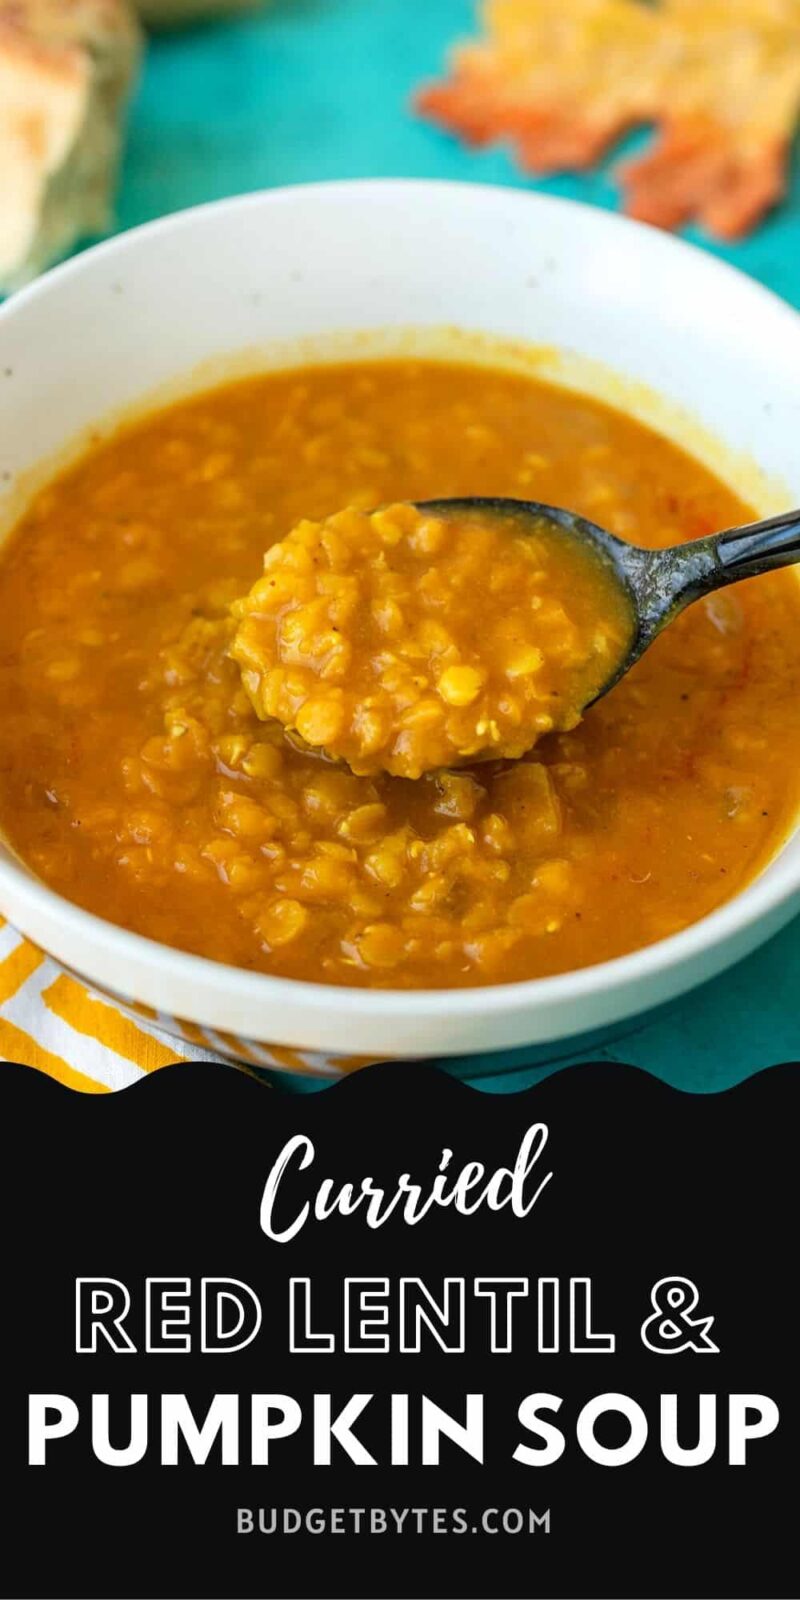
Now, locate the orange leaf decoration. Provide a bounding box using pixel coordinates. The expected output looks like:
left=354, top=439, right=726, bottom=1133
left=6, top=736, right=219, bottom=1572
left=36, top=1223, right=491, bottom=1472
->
left=416, top=0, right=800, bottom=238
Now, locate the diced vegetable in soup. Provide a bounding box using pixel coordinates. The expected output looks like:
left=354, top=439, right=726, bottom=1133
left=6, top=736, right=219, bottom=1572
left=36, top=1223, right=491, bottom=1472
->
left=231, top=503, right=635, bottom=778
left=0, top=356, right=798, bottom=989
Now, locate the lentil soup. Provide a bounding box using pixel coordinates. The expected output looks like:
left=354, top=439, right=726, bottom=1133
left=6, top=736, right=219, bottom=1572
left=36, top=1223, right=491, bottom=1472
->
left=1, top=357, right=799, bottom=989
left=231, top=502, right=635, bottom=779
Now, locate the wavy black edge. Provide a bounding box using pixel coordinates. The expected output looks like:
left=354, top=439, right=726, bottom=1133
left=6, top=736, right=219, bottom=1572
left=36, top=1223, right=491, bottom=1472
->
left=0, top=1056, right=797, bottom=1101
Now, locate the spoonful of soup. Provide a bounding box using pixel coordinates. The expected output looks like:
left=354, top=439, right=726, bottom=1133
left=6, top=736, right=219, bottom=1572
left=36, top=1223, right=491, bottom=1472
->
left=230, top=498, right=800, bottom=780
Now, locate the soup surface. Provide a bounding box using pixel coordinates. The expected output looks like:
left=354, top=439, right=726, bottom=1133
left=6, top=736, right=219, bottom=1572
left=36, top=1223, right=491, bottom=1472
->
left=231, top=501, right=635, bottom=778
left=1, top=356, right=799, bottom=989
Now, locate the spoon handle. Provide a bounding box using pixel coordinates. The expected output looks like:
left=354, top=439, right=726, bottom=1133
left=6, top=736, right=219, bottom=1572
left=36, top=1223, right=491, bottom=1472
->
left=618, top=506, right=800, bottom=665
left=716, top=507, right=800, bottom=580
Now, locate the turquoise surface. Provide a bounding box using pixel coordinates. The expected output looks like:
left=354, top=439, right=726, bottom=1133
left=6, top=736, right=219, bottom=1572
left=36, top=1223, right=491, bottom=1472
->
left=92, top=1, right=800, bottom=1087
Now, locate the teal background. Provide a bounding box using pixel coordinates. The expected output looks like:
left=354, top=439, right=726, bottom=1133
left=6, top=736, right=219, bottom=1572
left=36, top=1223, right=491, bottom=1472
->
left=91, top=0, right=800, bottom=1087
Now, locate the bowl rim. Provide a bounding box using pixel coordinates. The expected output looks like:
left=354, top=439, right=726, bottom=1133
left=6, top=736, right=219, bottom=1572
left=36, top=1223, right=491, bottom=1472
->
left=8, top=173, right=800, bottom=331
left=1, top=176, right=799, bottom=1027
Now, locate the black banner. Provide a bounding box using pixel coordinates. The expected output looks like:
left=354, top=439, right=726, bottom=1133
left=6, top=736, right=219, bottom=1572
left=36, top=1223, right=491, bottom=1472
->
left=1, top=1060, right=797, bottom=1600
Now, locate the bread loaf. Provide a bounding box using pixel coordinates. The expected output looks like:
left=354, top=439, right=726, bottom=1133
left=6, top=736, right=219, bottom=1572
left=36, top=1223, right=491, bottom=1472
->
left=0, top=0, right=141, bottom=292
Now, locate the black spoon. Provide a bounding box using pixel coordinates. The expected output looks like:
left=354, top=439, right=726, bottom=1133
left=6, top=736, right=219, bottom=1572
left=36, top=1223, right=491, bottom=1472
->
left=417, top=496, right=800, bottom=708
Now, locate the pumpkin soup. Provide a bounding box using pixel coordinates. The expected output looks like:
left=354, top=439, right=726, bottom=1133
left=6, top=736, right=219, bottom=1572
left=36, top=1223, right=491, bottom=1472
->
left=0, top=356, right=798, bottom=988
left=231, top=502, right=635, bottom=778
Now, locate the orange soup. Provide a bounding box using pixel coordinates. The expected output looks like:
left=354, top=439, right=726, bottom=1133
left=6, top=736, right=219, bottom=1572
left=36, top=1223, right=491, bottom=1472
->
left=0, top=356, right=798, bottom=989
left=231, top=501, right=635, bottom=778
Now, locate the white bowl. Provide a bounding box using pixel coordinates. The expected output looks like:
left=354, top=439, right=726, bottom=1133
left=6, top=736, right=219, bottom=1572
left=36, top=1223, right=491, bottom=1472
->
left=0, top=179, right=798, bottom=1072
